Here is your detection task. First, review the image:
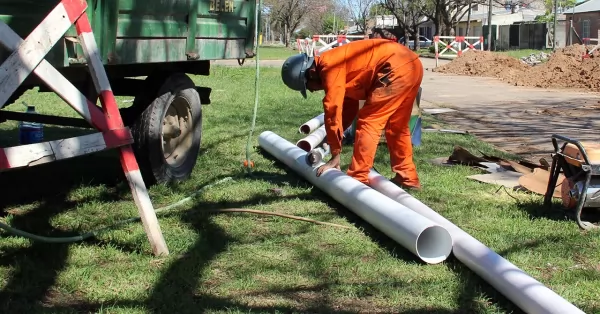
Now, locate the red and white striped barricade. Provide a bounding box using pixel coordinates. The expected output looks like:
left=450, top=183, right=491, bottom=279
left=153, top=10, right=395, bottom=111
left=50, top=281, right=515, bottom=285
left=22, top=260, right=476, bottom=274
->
left=300, top=35, right=368, bottom=57
left=296, top=38, right=312, bottom=55
left=0, top=0, right=168, bottom=256
left=582, top=30, right=600, bottom=59
left=434, top=36, right=484, bottom=67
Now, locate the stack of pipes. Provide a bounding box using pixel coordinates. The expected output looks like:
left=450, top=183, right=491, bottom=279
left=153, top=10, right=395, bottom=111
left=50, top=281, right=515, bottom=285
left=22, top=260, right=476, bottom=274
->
left=296, top=113, right=326, bottom=152
left=259, top=119, right=585, bottom=314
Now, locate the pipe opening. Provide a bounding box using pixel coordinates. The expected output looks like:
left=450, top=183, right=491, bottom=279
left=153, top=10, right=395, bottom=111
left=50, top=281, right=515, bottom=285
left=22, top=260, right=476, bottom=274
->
left=415, top=225, right=453, bottom=264
left=297, top=140, right=312, bottom=152
left=299, top=125, right=311, bottom=134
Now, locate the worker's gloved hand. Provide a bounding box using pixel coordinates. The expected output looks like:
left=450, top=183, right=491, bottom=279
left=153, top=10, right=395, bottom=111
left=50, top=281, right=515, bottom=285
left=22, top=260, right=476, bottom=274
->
left=316, top=154, right=341, bottom=177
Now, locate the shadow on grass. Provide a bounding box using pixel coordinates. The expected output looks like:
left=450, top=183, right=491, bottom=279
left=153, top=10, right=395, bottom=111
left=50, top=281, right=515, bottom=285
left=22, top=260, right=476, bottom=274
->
left=0, top=127, right=128, bottom=211
left=516, top=197, right=600, bottom=227
left=0, top=125, right=134, bottom=312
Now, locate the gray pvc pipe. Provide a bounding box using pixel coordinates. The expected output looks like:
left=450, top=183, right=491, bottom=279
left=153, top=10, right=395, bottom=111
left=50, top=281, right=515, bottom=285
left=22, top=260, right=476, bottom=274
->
left=259, top=131, right=453, bottom=264
left=367, top=169, right=585, bottom=314
left=298, top=113, right=324, bottom=134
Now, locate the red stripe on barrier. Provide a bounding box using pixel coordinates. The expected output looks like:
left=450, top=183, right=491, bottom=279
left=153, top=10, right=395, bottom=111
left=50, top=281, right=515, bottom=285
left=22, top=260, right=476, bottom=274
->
left=0, top=149, right=10, bottom=170
left=62, top=0, right=87, bottom=24
left=118, top=146, right=140, bottom=172
left=88, top=100, right=109, bottom=131
left=74, top=10, right=93, bottom=34
left=102, top=128, right=134, bottom=148
left=99, top=90, right=125, bottom=129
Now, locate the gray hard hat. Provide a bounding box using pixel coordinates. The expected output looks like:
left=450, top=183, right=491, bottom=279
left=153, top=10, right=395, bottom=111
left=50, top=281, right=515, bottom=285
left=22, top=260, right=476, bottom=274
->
left=281, top=53, right=314, bottom=99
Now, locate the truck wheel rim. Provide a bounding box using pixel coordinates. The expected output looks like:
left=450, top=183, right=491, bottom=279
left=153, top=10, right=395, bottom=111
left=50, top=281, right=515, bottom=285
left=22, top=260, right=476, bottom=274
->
left=161, top=96, right=193, bottom=167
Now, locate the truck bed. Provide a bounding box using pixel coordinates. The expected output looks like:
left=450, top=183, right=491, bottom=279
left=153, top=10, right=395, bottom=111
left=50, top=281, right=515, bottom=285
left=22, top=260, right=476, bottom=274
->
left=0, top=0, right=257, bottom=68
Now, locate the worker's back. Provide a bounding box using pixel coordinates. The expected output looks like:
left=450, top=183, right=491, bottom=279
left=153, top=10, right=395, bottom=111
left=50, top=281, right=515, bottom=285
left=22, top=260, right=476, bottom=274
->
left=316, top=38, right=419, bottom=100
left=318, top=38, right=419, bottom=74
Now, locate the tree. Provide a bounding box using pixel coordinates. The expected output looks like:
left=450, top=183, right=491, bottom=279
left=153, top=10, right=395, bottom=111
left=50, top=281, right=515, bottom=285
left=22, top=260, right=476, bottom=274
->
left=303, top=1, right=351, bottom=34
left=381, top=0, right=427, bottom=49
left=418, top=0, right=488, bottom=36
left=536, top=0, right=576, bottom=22
left=494, top=0, right=543, bottom=14
left=264, top=0, right=315, bottom=47
left=345, top=0, right=377, bottom=34
left=370, top=2, right=394, bottom=15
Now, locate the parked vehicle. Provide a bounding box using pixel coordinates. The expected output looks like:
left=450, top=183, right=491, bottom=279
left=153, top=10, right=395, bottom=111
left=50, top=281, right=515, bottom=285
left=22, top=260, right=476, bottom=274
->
left=398, top=36, right=433, bottom=49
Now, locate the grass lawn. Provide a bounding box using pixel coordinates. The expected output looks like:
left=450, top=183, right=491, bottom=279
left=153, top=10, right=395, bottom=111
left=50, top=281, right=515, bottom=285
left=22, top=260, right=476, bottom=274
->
left=495, top=49, right=552, bottom=59
left=0, top=65, right=599, bottom=313
left=258, top=45, right=297, bottom=60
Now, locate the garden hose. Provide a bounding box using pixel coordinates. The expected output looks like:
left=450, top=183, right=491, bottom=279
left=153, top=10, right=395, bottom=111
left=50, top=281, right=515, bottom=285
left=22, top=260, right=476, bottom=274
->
left=243, top=0, right=262, bottom=176
left=0, top=176, right=350, bottom=244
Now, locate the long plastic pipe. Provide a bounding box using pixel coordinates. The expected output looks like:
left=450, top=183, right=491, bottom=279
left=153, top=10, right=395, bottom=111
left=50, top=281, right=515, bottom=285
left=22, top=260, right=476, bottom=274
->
left=298, top=113, right=324, bottom=134
left=296, top=125, right=326, bottom=152
left=259, top=131, right=453, bottom=264
left=367, top=170, right=585, bottom=314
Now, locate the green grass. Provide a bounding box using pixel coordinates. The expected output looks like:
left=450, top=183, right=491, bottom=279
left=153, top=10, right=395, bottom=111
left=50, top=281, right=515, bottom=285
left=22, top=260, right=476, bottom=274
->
left=0, top=65, right=599, bottom=313
left=258, top=45, right=297, bottom=60
left=494, top=49, right=552, bottom=59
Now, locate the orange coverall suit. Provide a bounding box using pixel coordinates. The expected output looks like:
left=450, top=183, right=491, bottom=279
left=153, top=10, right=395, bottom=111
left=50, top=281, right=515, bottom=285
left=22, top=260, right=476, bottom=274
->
left=315, top=38, right=423, bottom=186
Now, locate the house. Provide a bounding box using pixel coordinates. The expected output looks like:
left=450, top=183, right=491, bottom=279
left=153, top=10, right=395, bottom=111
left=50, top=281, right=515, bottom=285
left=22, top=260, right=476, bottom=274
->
left=367, top=15, right=399, bottom=29
left=365, top=15, right=435, bottom=40
left=454, top=6, right=546, bottom=37
left=564, top=0, right=600, bottom=44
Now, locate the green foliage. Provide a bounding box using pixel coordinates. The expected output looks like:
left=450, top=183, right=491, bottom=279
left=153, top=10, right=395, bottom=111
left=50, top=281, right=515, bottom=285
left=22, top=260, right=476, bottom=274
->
left=296, top=28, right=311, bottom=39
left=429, top=42, right=444, bottom=53
left=322, top=13, right=347, bottom=34
left=370, top=2, right=393, bottom=16
left=537, top=0, right=576, bottom=23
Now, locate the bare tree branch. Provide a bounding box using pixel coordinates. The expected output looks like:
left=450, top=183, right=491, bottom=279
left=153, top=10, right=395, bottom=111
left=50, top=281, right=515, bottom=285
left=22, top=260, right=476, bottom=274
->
left=346, top=0, right=377, bottom=34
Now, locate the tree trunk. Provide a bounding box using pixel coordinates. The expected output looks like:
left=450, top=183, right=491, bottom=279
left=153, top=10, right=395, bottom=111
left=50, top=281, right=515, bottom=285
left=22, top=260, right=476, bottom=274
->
left=403, top=13, right=409, bottom=46
left=415, top=25, right=421, bottom=50
left=285, top=23, right=290, bottom=47
left=444, top=21, right=453, bottom=36
left=465, top=0, right=472, bottom=37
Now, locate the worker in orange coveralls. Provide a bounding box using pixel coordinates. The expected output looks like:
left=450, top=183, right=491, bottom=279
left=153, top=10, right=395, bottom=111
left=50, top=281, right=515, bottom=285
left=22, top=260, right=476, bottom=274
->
left=281, top=38, right=424, bottom=190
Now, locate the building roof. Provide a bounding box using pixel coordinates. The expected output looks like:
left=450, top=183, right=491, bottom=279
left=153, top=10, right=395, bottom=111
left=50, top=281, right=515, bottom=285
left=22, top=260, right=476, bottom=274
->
left=459, top=8, right=545, bottom=22
left=565, top=0, right=600, bottom=14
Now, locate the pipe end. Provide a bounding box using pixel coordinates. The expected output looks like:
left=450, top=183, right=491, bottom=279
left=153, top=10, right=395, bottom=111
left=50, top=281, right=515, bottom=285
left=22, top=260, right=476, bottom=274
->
left=299, top=125, right=311, bottom=134
left=416, top=225, right=453, bottom=264
left=297, top=140, right=312, bottom=152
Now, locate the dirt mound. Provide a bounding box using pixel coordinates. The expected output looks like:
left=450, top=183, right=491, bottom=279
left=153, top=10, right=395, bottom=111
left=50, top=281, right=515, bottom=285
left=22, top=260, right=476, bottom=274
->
left=433, top=44, right=600, bottom=92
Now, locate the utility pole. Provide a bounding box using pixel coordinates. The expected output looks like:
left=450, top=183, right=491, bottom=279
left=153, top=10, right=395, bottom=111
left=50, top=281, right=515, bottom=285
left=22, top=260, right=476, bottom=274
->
left=552, top=0, right=558, bottom=51
left=487, top=0, right=493, bottom=50
left=466, top=0, right=473, bottom=37
left=569, top=1, right=574, bottom=45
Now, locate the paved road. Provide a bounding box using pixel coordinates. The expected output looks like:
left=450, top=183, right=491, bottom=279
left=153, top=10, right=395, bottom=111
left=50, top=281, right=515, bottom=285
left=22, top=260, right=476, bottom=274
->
left=418, top=57, right=600, bottom=161
left=213, top=57, right=600, bottom=161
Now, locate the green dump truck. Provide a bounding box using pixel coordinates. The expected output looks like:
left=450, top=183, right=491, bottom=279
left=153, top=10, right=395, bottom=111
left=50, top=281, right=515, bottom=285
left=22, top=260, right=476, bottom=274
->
left=0, top=0, right=258, bottom=184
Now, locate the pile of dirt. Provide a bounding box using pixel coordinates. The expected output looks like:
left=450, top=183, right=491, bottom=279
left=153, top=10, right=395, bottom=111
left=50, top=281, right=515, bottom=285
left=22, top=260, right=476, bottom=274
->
left=433, top=44, right=600, bottom=92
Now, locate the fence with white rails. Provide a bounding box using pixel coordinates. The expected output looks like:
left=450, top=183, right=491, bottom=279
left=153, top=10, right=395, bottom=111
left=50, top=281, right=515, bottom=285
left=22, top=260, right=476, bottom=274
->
left=296, top=34, right=369, bottom=57
left=433, top=36, right=484, bottom=67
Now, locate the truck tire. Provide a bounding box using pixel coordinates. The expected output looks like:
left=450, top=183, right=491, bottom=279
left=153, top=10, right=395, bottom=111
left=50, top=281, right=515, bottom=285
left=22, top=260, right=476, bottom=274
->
left=131, top=73, right=202, bottom=185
